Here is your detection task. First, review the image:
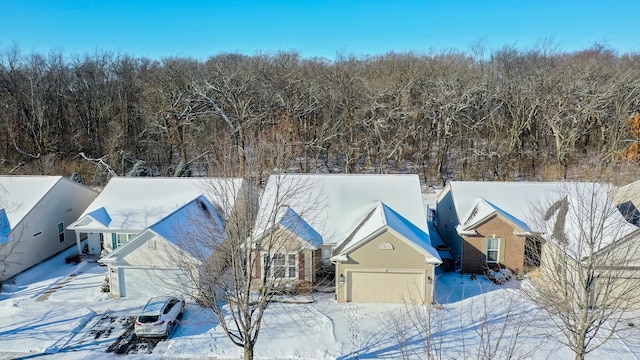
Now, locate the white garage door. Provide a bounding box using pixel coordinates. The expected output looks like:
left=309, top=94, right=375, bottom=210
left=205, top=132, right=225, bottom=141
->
left=347, top=271, right=425, bottom=303
left=122, top=268, right=186, bottom=298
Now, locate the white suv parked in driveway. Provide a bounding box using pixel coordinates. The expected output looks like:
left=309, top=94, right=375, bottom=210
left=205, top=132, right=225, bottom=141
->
left=134, top=296, right=185, bottom=338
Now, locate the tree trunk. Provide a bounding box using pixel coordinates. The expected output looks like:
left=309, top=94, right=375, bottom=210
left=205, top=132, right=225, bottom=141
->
left=244, top=341, right=254, bottom=360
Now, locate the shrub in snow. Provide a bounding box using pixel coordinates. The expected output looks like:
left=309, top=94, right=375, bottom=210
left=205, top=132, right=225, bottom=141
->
left=174, top=161, right=192, bottom=177
left=65, top=253, right=82, bottom=265
left=127, top=160, right=150, bottom=177
left=101, top=276, right=110, bottom=293
left=484, top=267, right=512, bottom=285
left=70, top=172, right=85, bottom=184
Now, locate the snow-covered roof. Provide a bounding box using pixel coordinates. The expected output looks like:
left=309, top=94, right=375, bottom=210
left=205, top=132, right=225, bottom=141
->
left=86, top=207, right=112, bottom=227
left=0, top=176, right=64, bottom=230
left=611, top=180, right=640, bottom=207
left=336, top=202, right=441, bottom=263
left=447, top=182, right=567, bottom=230
left=101, top=195, right=225, bottom=262
left=458, top=198, right=531, bottom=234
left=446, top=181, right=639, bottom=258
left=150, top=195, right=225, bottom=259
left=277, top=207, right=323, bottom=249
left=541, top=184, right=640, bottom=259
left=253, top=174, right=429, bottom=248
left=69, top=177, right=243, bottom=232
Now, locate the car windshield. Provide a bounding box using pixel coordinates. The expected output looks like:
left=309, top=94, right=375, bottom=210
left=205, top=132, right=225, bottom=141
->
left=138, top=315, right=160, bottom=323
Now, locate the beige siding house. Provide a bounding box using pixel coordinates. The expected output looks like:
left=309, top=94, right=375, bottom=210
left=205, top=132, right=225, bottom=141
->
left=332, top=203, right=440, bottom=304
left=251, top=207, right=322, bottom=291
left=253, top=174, right=441, bottom=304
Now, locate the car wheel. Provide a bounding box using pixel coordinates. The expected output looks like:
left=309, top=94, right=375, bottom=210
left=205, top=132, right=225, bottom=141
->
left=178, top=302, right=185, bottom=320
left=165, top=321, right=173, bottom=338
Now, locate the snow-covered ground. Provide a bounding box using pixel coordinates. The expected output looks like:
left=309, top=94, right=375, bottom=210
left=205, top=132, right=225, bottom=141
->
left=2, top=245, right=640, bottom=359
left=1, top=185, right=639, bottom=359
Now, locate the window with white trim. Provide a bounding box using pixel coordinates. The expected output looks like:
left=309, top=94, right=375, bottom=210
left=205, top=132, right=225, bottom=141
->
left=57, top=222, right=65, bottom=243
left=116, top=233, right=135, bottom=247
left=263, top=253, right=297, bottom=279
left=486, top=237, right=500, bottom=263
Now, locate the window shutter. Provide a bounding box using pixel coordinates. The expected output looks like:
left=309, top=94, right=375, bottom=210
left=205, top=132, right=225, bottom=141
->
left=499, top=238, right=506, bottom=263
left=298, top=252, right=305, bottom=280
left=111, top=233, right=117, bottom=250
left=255, top=253, right=262, bottom=279
left=481, top=238, right=488, bottom=263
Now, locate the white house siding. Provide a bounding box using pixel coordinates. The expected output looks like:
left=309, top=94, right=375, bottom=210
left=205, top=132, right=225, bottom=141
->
left=1, top=178, right=97, bottom=281
left=117, top=267, right=186, bottom=298
left=106, top=233, right=197, bottom=298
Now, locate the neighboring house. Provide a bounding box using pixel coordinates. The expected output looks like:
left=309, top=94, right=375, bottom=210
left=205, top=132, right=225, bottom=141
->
left=0, top=176, right=98, bottom=281
left=611, top=179, right=640, bottom=225
left=251, top=205, right=323, bottom=292
left=252, top=174, right=441, bottom=304
left=68, top=177, right=252, bottom=298
left=332, top=202, right=441, bottom=304
left=435, top=181, right=567, bottom=274
left=99, top=195, right=226, bottom=298
left=534, top=182, right=640, bottom=309
left=435, top=181, right=640, bottom=275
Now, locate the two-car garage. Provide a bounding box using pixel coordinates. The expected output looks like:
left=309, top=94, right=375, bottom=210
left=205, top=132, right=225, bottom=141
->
left=345, top=269, right=428, bottom=303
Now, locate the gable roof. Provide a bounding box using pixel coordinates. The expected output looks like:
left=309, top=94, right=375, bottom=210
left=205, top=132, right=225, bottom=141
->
left=87, top=207, right=112, bottom=227
left=541, top=183, right=640, bottom=259
left=253, top=206, right=323, bottom=249
left=611, top=180, right=640, bottom=207
left=101, top=195, right=225, bottom=263
left=69, top=177, right=243, bottom=232
left=253, top=174, right=429, bottom=248
left=279, top=207, right=323, bottom=249
left=334, top=202, right=441, bottom=263
left=445, top=181, right=639, bottom=258
left=611, top=180, right=640, bottom=225
left=0, top=176, right=66, bottom=229
left=445, top=181, right=567, bottom=230
left=458, top=198, right=531, bottom=234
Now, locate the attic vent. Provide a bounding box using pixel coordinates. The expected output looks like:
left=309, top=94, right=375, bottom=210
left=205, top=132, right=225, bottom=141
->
left=379, top=241, right=394, bottom=250
left=464, top=203, right=481, bottom=227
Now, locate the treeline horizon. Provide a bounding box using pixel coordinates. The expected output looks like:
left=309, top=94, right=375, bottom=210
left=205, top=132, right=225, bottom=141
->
left=1, top=44, right=640, bottom=185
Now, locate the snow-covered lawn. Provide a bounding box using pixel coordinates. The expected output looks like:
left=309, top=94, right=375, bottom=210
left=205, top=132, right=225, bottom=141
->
left=2, top=246, right=640, bottom=359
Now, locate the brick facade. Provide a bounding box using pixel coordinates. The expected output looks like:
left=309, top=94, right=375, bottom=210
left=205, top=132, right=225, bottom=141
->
left=461, top=214, right=526, bottom=274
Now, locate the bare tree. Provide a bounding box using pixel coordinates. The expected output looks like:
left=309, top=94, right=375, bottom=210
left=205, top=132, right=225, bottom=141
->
left=524, top=181, right=640, bottom=360
left=386, top=287, right=541, bottom=360
left=169, top=132, right=323, bottom=360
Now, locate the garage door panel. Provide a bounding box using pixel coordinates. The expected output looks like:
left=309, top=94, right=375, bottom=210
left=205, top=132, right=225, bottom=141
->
left=122, top=268, right=185, bottom=298
left=347, top=271, right=425, bottom=303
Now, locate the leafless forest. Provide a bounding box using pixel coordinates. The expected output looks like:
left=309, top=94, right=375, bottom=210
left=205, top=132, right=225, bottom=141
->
left=1, top=44, right=640, bottom=185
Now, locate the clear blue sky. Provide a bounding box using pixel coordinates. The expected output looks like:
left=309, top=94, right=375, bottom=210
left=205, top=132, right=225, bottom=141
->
left=1, top=0, right=638, bottom=60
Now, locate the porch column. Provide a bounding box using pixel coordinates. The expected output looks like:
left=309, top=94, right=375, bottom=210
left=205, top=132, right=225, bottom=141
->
left=75, top=231, right=82, bottom=254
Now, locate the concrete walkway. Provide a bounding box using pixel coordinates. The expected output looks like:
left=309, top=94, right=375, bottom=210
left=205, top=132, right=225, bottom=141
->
left=35, top=274, right=78, bottom=302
